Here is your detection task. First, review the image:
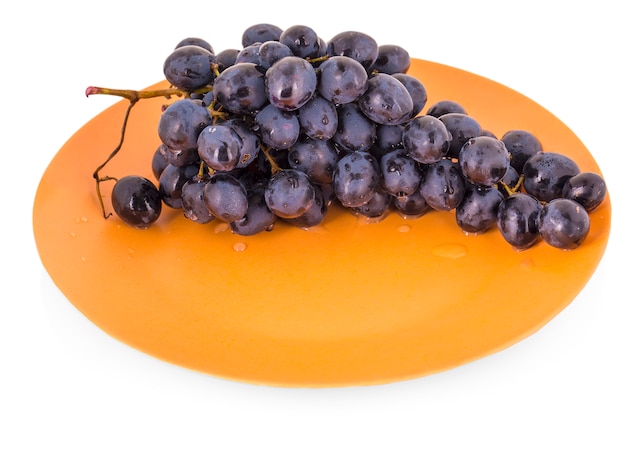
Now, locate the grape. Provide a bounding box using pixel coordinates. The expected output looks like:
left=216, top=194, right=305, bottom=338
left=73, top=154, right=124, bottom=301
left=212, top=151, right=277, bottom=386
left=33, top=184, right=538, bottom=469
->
left=562, top=172, right=607, bottom=212
left=265, top=56, right=317, bottom=111
left=157, top=98, right=211, bottom=151
left=326, top=30, right=379, bottom=70
left=522, top=151, right=580, bottom=202
left=282, top=184, right=328, bottom=229
left=496, top=193, right=542, bottom=250
left=317, top=55, right=369, bottom=105
left=426, top=100, right=467, bottom=118
left=392, top=73, right=427, bottom=117
left=212, top=62, right=268, bottom=115
left=402, top=115, right=451, bottom=164
left=181, top=175, right=215, bottom=224
left=197, top=123, right=244, bottom=172
left=371, top=124, right=404, bottom=156
left=175, top=37, right=214, bottom=54
left=297, top=95, right=339, bottom=141
left=214, top=48, right=240, bottom=72
left=152, top=145, right=169, bottom=180
left=287, top=137, right=339, bottom=185
left=159, top=144, right=201, bottom=168
left=458, top=135, right=509, bottom=186
left=351, top=190, right=392, bottom=220
left=379, top=149, right=422, bottom=198
left=158, top=163, right=199, bottom=209
left=242, top=23, right=283, bottom=47
left=255, top=103, right=300, bottom=149
left=224, top=118, right=261, bottom=169
left=258, top=40, right=294, bottom=71
left=357, top=73, right=414, bottom=125
left=163, top=45, right=216, bottom=92
left=111, top=175, right=162, bottom=229
left=264, top=168, right=316, bottom=218
left=332, top=102, right=377, bottom=152
left=235, top=42, right=262, bottom=66
left=279, top=24, right=322, bottom=59
left=371, top=44, right=411, bottom=74
left=496, top=165, right=521, bottom=195
left=501, top=129, right=543, bottom=174
left=539, top=198, right=590, bottom=250
left=455, top=184, right=504, bottom=234
left=203, top=173, right=248, bottom=223
left=394, top=189, right=431, bottom=218
left=332, top=151, right=381, bottom=207
left=438, top=112, right=482, bottom=159
left=230, top=187, right=277, bottom=235
left=419, top=158, right=466, bottom=211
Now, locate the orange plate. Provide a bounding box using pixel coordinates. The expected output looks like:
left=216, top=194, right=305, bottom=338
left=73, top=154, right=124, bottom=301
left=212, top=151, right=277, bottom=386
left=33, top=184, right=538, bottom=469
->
left=33, top=59, right=611, bottom=387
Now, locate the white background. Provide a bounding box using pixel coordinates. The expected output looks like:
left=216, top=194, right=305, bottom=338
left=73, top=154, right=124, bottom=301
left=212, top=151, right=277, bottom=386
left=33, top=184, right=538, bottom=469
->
left=3, top=1, right=625, bottom=474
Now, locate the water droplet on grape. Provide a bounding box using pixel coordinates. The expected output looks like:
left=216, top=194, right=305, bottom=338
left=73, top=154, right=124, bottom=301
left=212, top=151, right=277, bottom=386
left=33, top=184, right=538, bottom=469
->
left=431, top=243, right=467, bottom=259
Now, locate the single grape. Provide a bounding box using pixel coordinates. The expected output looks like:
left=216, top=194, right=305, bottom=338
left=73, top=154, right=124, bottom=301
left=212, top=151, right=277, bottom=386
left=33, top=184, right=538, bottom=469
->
left=539, top=198, right=590, bottom=250
left=282, top=184, right=328, bottom=229
left=265, top=56, right=317, bottom=111
left=242, top=23, right=283, bottom=47
left=426, top=100, right=467, bottom=118
left=392, top=73, right=427, bottom=117
left=230, top=187, right=277, bottom=235
left=163, top=45, right=216, bottom=92
left=357, top=73, right=414, bottom=125
left=214, top=48, right=240, bottom=72
left=255, top=103, right=300, bottom=149
left=235, top=42, right=262, bottom=66
left=152, top=145, right=169, bottom=180
left=332, top=102, right=377, bottom=152
left=455, top=184, right=504, bottom=234
left=326, top=30, right=379, bottom=70
left=501, top=129, right=543, bottom=174
left=212, top=62, right=268, bottom=115
left=370, top=123, right=405, bottom=156
left=522, top=151, right=580, bottom=202
left=379, top=149, right=423, bottom=198
left=181, top=175, right=215, bottom=224
left=175, top=37, right=214, bottom=54
left=332, top=151, right=381, bottom=207
left=458, top=135, right=509, bottom=186
left=419, top=158, right=466, bottom=211
left=196, top=123, right=243, bottom=172
left=562, top=172, right=607, bottom=212
left=317, top=55, right=369, bottom=105
left=224, top=118, right=261, bottom=168
left=258, top=40, right=294, bottom=71
left=203, top=173, right=249, bottom=223
left=402, top=115, right=451, bottom=164
left=279, top=24, right=322, bottom=59
left=297, top=95, right=339, bottom=140
left=496, top=193, right=542, bottom=250
left=350, top=190, right=392, bottom=221
left=393, top=189, right=431, bottom=218
left=287, top=137, right=339, bottom=185
left=371, top=44, right=411, bottom=74
left=158, top=163, right=199, bottom=209
left=111, top=175, right=162, bottom=229
left=157, top=98, right=211, bottom=152
left=159, top=144, right=201, bottom=168
left=438, top=112, right=482, bottom=159
left=264, top=168, right=316, bottom=218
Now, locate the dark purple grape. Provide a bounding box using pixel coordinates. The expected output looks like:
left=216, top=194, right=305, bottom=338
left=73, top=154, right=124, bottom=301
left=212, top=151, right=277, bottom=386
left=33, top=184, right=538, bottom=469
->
left=458, top=135, right=509, bottom=186
left=282, top=184, right=328, bottom=229
left=159, top=144, right=201, bottom=168
left=501, top=129, right=543, bottom=174
left=317, top=55, right=369, bottom=105
left=496, top=165, right=521, bottom=195
left=203, top=173, right=248, bottom=223
left=371, top=44, right=411, bottom=74
left=402, top=115, right=451, bottom=164
left=242, top=23, right=283, bottom=47
left=258, top=40, right=294, bottom=71
left=175, top=37, right=214, bottom=54
left=455, top=184, right=504, bottom=234
left=265, top=56, right=317, bottom=111
left=152, top=145, right=169, bottom=180
left=392, top=73, right=427, bottom=117
left=426, top=100, right=467, bottom=118
left=225, top=118, right=261, bottom=168
left=297, top=95, right=339, bottom=140
left=163, top=45, right=216, bottom=92
left=264, top=168, right=316, bottom=218
left=197, top=123, right=243, bottom=172
left=255, top=103, right=300, bottom=149
left=379, top=149, right=422, bottom=198
left=371, top=124, right=405, bottom=156
left=212, top=63, right=268, bottom=115
left=111, top=175, right=162, bottom=229
left=157, top=98, right=211, bottom=152
left=326, top=30, right=379, bottom=70
left=496, top=193, right=542, bottom=250
left=230, top=188, right=277, bottom=235
left=332, top=151, right=381, bottom=207
left=235, top=42, right=262, bottom=66
left=332, top=102, right=377, bottom=152
left=419, top=158, right=466, bottom=211
left=214, top=48, right=240, bottom=73
left=181, top=175, right=215, bottom=224
left=438, top=112, right=482, bottom=159
left=393, top=189, right=431, bottom=218
left=287, top=138, right=339, bottom=185
left=350, top=190, right=392, bottom=220
left=279, top=24, right=322, bottom=59
left=539, top=198, right=590, bottom=250
left=522, top=151, right=580, bottom=202
left=357, top=73, right=414, bottom=125
left=158, top=163, right=199, bottom=209
left=562, top=172, right=607, bottom=212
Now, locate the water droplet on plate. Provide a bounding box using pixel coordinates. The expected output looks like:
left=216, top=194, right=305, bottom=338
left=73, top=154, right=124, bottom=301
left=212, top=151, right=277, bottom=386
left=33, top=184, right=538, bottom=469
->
left=431, top=243, right=467, bottom=259
left=397, top=225, right=411, bottom=233
left=233, top=242, right=247, bottom=252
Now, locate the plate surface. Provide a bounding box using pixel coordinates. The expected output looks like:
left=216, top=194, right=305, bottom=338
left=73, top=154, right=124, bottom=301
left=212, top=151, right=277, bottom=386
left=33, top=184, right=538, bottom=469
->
left=33, top=58, right=611, bottom=387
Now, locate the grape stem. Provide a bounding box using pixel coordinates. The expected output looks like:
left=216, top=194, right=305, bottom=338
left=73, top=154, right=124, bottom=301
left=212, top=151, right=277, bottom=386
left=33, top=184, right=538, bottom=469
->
left=498, top=174, right=525, bottom=196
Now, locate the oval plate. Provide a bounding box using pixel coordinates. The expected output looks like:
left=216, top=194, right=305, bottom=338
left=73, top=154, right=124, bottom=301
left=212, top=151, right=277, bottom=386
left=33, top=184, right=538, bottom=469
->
left=33, top=58, right=611, bottom=387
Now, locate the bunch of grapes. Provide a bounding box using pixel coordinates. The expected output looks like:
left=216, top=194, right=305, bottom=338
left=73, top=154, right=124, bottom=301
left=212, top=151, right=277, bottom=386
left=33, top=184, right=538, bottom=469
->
left=96, top=23, right=607, bottom=251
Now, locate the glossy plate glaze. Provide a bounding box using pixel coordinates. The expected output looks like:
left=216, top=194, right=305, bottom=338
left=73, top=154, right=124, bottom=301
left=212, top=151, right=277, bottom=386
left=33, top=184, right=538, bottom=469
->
left=33, top=58, right=611, bottom=387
